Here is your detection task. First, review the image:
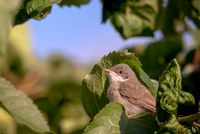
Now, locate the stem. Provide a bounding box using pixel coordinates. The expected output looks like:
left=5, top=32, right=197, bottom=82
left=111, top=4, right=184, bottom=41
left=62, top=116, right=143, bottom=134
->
left=193, top=122, right=200, bottom=128
left=178, top=112, right=200, bottom=123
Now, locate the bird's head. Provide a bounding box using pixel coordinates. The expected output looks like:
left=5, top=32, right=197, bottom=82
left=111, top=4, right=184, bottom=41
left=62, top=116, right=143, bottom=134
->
left=104, top=69, right=127, bottom=83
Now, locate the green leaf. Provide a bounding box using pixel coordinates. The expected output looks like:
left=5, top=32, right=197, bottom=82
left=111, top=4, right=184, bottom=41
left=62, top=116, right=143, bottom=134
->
left=0, top=77, right=50, bottom=133
left=84, top=102, right=158, bottom=134
left=159, top=59, right=182, bottom=93
left=0, top=0, right=22, bottom=54
left=156, top=59, right=195, bottom=133
left=59, top=0, right=90, bottom=7
left=81, top=50, right=157, bottom=118
left=101, top=0, right=159, bottom=39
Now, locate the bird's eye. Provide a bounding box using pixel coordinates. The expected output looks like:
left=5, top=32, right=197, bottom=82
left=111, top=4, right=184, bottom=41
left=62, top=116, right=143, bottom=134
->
left=125, top=76, right=129, bottom=79
left=118, top=70, right=122, bottom=74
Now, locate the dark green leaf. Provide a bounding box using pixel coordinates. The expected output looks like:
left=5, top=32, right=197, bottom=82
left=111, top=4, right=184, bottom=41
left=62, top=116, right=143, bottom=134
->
left=81, top=50, right=157, bottom=118
left=84, top=102, right=158, bottom=134
left=0, top=77, right=50, bottom=133
left=101, top=0, right=159, bottom=38
left=59, top=0, right=90, bottom=7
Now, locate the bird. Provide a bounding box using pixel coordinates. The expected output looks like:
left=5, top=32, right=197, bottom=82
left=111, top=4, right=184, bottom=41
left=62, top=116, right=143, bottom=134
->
left=104, top=63, right=156, bottom=117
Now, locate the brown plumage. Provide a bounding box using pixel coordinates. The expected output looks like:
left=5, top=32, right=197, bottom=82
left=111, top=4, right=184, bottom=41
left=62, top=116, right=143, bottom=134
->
left=105, top=63, right=155, bottom=117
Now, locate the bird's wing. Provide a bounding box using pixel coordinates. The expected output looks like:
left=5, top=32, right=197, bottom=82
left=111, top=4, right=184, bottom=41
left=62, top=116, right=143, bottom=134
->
left=119, top=80, right=146, bottom=99
left=119, top=81, right=156, bottom=113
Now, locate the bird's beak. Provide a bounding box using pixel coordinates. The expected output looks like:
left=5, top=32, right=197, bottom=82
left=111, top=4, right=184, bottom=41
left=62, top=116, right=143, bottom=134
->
left=104, top=69, right=123, bottom=81
left=104, top=69, right=111, bottom=72
left=104, top=69, right=111, bottom=73
left=104, top=69, right=116, bottom=76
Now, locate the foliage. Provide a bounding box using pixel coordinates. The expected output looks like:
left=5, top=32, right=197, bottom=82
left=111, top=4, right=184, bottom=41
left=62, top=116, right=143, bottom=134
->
left=101, top=0, right=158, bottom=38
left=156, top=59, right=195, bottom=133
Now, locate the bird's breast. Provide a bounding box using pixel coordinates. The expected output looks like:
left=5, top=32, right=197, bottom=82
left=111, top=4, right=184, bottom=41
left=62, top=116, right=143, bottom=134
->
left=107, top=84, right=123, bottom=102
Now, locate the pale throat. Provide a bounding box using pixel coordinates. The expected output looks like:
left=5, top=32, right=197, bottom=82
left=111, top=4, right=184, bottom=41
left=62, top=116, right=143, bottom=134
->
left=107, top=73, right=126, bottom=103
left=108, top=73, right=124, bottom=83
left=107, top=74, right=125, bottom=92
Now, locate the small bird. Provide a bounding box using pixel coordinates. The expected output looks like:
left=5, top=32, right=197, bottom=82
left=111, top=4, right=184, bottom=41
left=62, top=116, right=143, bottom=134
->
left=104, top=63, right=156, bottom=117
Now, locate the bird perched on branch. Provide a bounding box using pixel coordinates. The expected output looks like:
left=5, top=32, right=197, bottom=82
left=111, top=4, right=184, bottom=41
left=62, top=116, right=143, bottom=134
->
left=104, top=63, right=156, bottom=117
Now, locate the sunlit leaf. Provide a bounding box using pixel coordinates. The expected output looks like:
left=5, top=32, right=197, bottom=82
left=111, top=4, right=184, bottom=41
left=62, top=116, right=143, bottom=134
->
left=0, top=77, right=50, bottom=133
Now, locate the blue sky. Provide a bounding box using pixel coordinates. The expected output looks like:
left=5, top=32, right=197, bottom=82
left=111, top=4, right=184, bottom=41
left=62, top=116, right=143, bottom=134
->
left=28, top=0, right=151, bottom=64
